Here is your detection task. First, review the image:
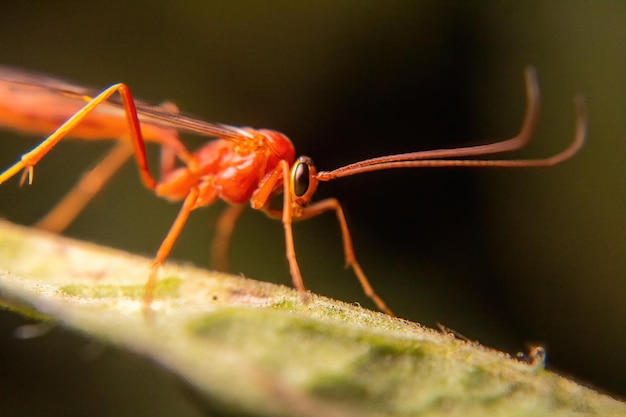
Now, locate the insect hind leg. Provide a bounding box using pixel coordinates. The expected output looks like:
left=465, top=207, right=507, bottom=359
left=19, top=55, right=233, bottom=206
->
left=34, top=141, right=133, bottom=233
left=0, top=83, right=158, bottom=190
left=211, top=203, right=246, bottom=272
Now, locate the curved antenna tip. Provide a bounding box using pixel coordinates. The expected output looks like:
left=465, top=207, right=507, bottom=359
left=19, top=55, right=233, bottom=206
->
left=573, top=93, right=587, bottom=144
left=523, top=66, right=540, bottom=101
left=574, top=93, right=586, bottom=112
left=523, top=65, right=537, bottom=78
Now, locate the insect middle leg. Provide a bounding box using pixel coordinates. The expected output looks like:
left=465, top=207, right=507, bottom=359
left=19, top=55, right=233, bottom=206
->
left=143, top=186, right=201, bottom=316
left=0, top=82, right=197, bottom=318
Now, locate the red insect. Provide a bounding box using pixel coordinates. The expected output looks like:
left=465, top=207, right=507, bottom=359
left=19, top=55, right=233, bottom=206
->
left=0, top=66, right=586, bottom=317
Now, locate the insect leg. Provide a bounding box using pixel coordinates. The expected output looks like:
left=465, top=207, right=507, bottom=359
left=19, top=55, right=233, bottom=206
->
left=296, top=198, right=395, bottom=316
left=143, top=186, right=200, bottom=316
left=34, top=141, right=133, bottom=233
left=211, top=203, right=246, bottom=272
left=251, top=161, right=306, bottom=293
left=0, top=83, right=157, bottom=190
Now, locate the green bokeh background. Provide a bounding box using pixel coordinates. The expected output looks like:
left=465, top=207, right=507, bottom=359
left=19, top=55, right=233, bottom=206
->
left=0, top=1, right=624, bottom=415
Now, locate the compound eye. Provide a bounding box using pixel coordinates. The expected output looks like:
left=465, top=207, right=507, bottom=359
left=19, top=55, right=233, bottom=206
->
left=293, top=161, right=310, bottom=197
left=290, top=156, right=318, bottom=205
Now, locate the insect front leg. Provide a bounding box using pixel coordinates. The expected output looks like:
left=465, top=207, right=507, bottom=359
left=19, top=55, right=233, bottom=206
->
left=296, top=198, right=395, bottom=316
left=251, top=161, right=306, bottom=293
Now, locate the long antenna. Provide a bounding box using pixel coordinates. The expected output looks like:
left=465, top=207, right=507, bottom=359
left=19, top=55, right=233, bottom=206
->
left=316, top=68, right=585, bottom=182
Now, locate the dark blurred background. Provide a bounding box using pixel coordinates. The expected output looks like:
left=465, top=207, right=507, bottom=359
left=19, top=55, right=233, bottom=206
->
left=0, top=1, right=624, bottom=415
